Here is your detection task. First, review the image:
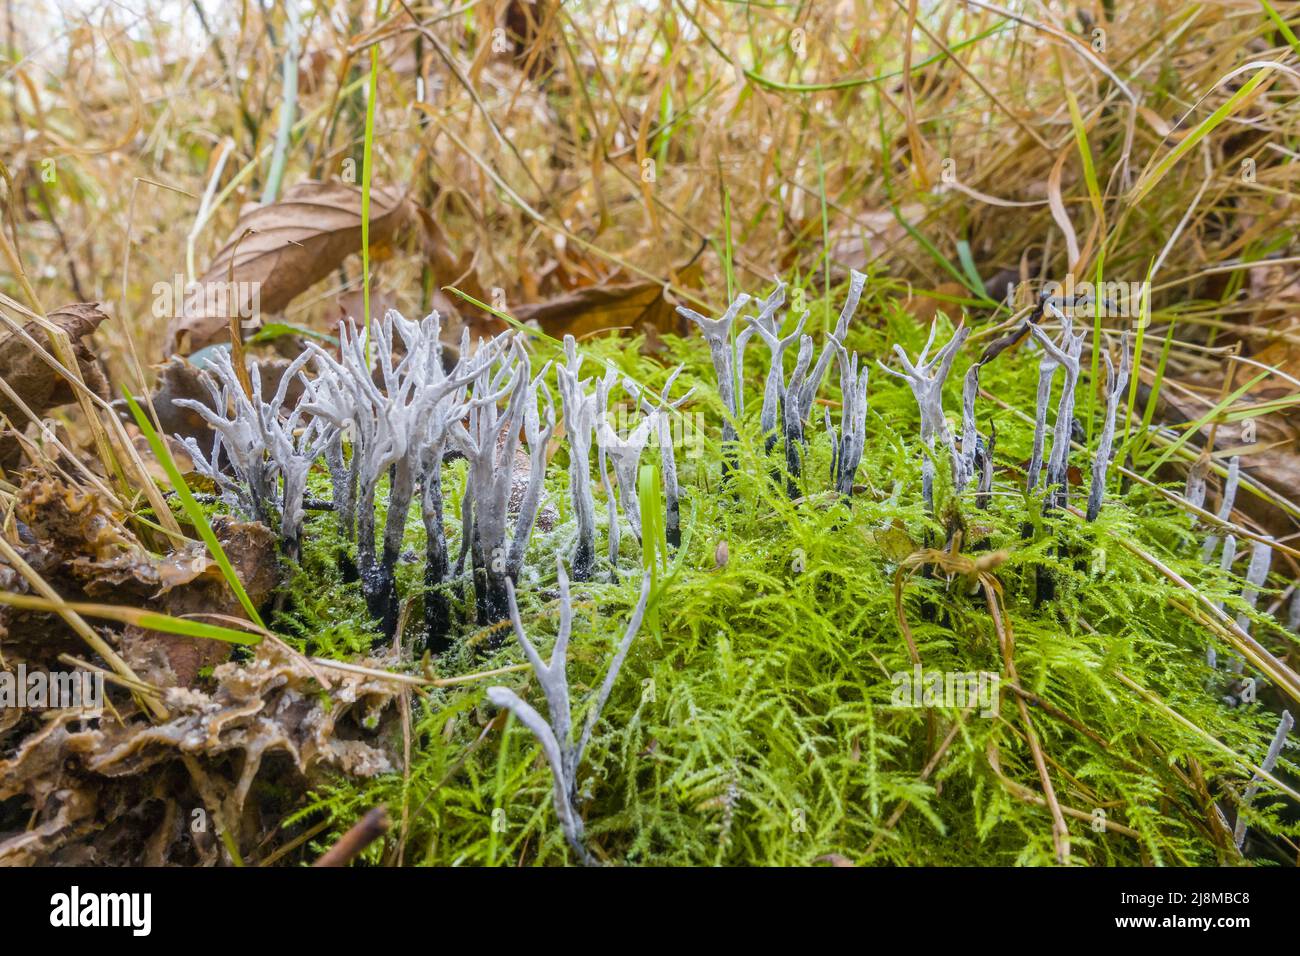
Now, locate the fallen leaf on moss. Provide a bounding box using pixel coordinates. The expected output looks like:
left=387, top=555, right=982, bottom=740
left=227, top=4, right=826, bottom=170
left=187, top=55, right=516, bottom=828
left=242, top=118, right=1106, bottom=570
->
left=166, top=180, right=411, bottom=355
left=0, top=303, right=110, bottom=470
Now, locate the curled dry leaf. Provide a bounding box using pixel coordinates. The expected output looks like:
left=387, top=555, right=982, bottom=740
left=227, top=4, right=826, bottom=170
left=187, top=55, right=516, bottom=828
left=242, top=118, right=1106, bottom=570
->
left=511, top=263, right=702, bottom=344
left=0, top=643, right=399, bottom=865
left=3, top=475, right=279, bottom=686
left=0, top=303, right=110, bottom=470
left=166, top=180, right=411, bottom=355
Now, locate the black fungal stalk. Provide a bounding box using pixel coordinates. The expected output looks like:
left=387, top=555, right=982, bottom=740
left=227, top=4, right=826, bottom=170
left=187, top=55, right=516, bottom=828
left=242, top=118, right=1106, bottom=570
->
left=556, top=335, right=599, bottom=579
left=486, top=559, right=653, bottom=865
left=877, top=318, right=969, bottom=512
left=1086, top=332, right=1131, bottom=522
left=452, top=335, right=530, bottom=631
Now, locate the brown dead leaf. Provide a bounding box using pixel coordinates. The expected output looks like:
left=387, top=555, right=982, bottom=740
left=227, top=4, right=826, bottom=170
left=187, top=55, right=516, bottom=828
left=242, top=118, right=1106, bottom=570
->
left=0, top=303, right=110, bottom=470
left=4, top=475, right=279, bottom=686
left=511, top=275, right=689, bottom=343
left=0, top=643, right=398, bottom=865
left=166, top=180, right=411, bottom=355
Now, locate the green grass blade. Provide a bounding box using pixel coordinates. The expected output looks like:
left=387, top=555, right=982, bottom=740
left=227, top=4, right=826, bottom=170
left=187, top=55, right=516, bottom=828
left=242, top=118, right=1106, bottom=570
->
left=0, top=590, right=262, bottom=645
left=123, top=388, right=266, bottom=630
left=361, top=43, right=379, bottom=364
left=1259, top=0, right=1300, bottom=57
left=1130, top=68, right=1274, bottom=204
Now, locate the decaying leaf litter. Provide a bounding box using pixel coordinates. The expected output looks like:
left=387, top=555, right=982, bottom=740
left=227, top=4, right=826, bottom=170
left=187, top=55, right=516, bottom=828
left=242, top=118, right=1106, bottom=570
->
left=3, top=0, right=1300, bottom=866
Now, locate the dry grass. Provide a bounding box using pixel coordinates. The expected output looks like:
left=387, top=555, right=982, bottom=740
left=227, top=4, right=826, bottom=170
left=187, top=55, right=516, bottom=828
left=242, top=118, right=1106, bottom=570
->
left=3, top=1, right=1296, bottom=376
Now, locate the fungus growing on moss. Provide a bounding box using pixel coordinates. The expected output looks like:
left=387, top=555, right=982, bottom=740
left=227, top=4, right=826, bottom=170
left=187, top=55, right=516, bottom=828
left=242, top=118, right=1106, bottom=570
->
left=1027, top=303, right=1086, bottom=510
left=676, top=294, right=751, bottom=446
left=486, top=560, right=653, bottom=864
left=176, top=347, right=327, bottom=561
left=1086, top=332, right=1131, bottom=522
left=556, top=335, right=599, bottom=580
left=632, top=366, right=694, bottom=548
left=877, top=318, right=970, bottom=511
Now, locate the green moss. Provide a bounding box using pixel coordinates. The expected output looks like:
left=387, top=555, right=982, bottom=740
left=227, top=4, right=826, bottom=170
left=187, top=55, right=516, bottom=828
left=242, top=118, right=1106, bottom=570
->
left=271, top=279, right=1298, bottom=866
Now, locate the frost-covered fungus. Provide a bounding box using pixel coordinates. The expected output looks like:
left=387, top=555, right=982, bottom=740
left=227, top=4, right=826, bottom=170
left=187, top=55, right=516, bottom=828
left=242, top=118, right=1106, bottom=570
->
left=740, top=282, right=800, bottom=451
left=1085, top=333, right=1131, bottom=522
left=174, top=347, right=278, bottom=523
left=1200, top=455, right=1241, bottom=565
left=486, top=558, right=653, bottom=865
left=876, top=317, right=970, bottom=511
left=633, top=366, right=694, bottom=548
left=506, top=368, right=556, bottom=581
left=556, top=335, right=599, bottom=580
left=676, top=293, right=751, bottom=444
left=831, top=345, right=869, bottom=497
left=595, top=365, right=621, bottom=564
left=1027, top=302, right=1086, bottom=509
left=596, top=379, right=657, bottom=546
left=955, top=362, right=982, bottom=495
left=451, top=334, right=530, bottom=630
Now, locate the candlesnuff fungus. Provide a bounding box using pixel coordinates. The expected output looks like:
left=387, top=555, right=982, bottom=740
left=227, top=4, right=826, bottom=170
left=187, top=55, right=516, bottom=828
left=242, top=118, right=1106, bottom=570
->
left=417, top=330, right=508, bottom=651
left=1234, top=541, right=1273, bottom=655
left=741, top=282, right=802, bottom=452
left=956, top=361, right=983, bottom=495
left=1025, top=329, right=1060, bottom=493
left=1085, top=332, right=1131, bottom=522
left=595, top=366, right=621, bottom=564
left=1185, top=453, right=1211, bottom=511
left=556, top=335, right=599, bottom=579
left=486, top=559, right=653, bottom=865
left=975, top=431, right=996, bottom=509
left=175, top=348, right=284, bottom=525
left=506, top=367, right=556, bottom=581
left=877, top=317, right=970, bottom=511
left=1233, top=709, right=1293, bottom=851
left=829, top=345, right=869, bottom=497
left=780, top=274, right=868, bottom=487
left=452, top=335, right=531, bottom=629
left=596, top=380, right=658, bottom=544
left=633, top=366, right=694, bottom=548
left=677, top=293, right=751, bottom=445
left=305, top=310, right=493, bottom=637
left=176, top=347, right=328, bottom=560
left=781, top=335, right=816, bottom=489
left=1201, top=455, right=1241, bottom=564
left=1027, top=303, right=1086, bottom=509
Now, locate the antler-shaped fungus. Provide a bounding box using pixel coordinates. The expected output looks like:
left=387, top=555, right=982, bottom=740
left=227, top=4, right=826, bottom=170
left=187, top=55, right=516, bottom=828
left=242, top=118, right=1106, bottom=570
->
left=1085, top=332, right=1131, bottom=522
left=877, top=317, right=969, bottom=511
left=486, top=560, right=653, bottom=865
left=556, top=335, right=599, bottom=580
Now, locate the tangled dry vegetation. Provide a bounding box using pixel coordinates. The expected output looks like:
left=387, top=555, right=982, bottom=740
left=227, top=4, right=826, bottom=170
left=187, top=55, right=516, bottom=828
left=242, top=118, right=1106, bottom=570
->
left=3, top=0, right=1300, bottom=866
